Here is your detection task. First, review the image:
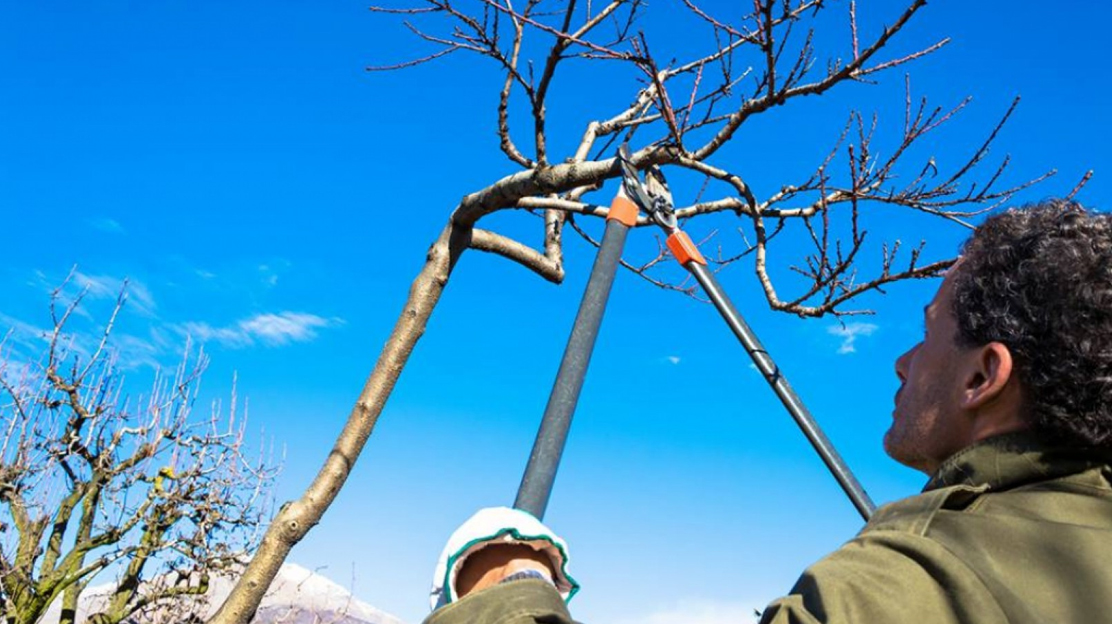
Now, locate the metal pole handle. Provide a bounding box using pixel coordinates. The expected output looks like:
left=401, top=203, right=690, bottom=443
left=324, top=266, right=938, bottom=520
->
left=514, top=218, right=632, bottom=519
left=686, top=261, right=876, bottom=521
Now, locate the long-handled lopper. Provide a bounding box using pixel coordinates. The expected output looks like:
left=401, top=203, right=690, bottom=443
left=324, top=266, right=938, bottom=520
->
left=515, top=146, right=875, bottom=522
left=623, top=160, right=877, bottom=521
left=513, top=145, right=642, bottom=520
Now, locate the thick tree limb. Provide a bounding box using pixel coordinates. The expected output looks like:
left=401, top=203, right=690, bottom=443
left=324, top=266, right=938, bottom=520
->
left=470, top=228, right=565, bottom=283
left=207, top=224, right=472, bottom=624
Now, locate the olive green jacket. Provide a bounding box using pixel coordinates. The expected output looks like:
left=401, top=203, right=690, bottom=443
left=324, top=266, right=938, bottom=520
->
left=425, top=434, right=1112, bottom=624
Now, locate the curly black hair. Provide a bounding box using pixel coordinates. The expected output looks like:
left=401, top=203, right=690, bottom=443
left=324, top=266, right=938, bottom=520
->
left=952, top=199, right=1112, bottom=449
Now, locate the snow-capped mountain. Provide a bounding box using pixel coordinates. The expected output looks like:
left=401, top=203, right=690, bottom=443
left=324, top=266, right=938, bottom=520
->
left=39, top=563, right=405, bottom=624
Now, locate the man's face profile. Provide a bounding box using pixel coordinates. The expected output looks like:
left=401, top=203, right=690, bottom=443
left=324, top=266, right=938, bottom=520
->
left=885, top=264, right=978, bottom=474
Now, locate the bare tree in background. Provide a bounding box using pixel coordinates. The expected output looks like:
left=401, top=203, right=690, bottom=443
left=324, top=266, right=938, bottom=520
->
left=0, top=285, right=276, bottom=624
left=211, top=1, right=1090, bottom=621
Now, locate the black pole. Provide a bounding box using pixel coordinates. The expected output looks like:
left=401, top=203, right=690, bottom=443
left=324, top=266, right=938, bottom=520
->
left=514, top=218, right=632, bottom=519
left=686, top=261, right=876, bottom=520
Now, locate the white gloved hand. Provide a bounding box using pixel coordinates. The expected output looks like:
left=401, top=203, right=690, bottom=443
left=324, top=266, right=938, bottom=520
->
left=429, top=507, right=578, bottom=610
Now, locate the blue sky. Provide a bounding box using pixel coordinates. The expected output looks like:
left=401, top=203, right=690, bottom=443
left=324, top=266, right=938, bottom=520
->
left=1, top=1, right=1108, bottom=623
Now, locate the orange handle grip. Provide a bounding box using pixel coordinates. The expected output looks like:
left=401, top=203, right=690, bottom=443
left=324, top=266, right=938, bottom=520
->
left=666, top=231, right=706, bottom=266
left=607, top=195, right=640, bottom=226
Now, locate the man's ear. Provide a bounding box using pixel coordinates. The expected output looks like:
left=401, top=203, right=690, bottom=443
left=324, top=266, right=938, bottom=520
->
left=961, top=341, right=1015, bottom=410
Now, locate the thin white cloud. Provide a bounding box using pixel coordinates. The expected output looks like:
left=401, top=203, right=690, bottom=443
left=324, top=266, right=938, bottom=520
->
left=109, top=333, right=163, bottom=370
left=617, top=599, right=766, bottom=624
left=71, top=272, right=120, bottom=299
left=52, top=272, right=158, bottom=317
left=0, top=353, right=40, bottom=393
left=88, top=217, right=125, bottom=234
left=665, top=355, right=681, bottom=365
left=179, top=323, right=244, bottom=347
left=12, top=272, right=190, bottom=372
left=827, top=322, right=879, bottom=354
left=181, top=312, right=342, bottom=348
left=0, top=312, right=95, bottom=363
left=240, top=313, right=334, bottom=345
left=1, top=317, right=172, bottom=373
left=0, top=313, right=51, bottom=353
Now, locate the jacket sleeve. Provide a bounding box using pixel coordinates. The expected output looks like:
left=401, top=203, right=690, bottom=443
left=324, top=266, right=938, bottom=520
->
left=423, top=579, right=575, bottom=624
left=758, top=532, right=1006, bottom=624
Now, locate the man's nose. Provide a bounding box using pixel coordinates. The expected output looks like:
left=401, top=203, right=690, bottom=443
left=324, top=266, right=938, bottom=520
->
left=894, top=345, right=917, bottom=382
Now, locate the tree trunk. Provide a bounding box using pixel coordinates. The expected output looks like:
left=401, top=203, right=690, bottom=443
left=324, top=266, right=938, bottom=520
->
left=207, top=223, right=472, bottom=624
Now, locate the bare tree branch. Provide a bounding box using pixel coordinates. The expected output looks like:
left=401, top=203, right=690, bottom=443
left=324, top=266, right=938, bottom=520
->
left=470, top=228, right=565, bottom=283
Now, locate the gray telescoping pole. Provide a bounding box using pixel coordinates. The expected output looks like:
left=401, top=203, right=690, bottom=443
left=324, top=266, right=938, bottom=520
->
left=686, top=261, right=876, bottom=521
left=514, top=217, right=632, bottom=520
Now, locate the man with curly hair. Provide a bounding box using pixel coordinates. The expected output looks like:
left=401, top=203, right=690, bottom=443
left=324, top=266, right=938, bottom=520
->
left=425, top=200, right=1112, bottom=624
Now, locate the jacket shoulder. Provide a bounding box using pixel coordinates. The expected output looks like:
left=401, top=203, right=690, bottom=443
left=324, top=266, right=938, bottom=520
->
left=862, top=483, right=988, bottom=536
left=759, top=485, right=1006, bottom=624
left=760, top=516, right=1005, bottom=624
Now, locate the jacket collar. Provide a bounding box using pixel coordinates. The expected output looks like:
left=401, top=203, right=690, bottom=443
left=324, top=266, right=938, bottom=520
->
left=924, top=432, right=1112, bottom=493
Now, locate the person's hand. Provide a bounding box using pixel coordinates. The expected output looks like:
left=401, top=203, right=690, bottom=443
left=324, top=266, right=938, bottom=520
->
left=429, top=507, right=578, bottom=610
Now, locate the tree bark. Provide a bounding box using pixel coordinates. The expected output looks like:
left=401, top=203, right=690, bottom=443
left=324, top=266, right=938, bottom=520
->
left=207, top=223, right=472, bottom=624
